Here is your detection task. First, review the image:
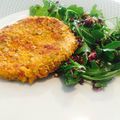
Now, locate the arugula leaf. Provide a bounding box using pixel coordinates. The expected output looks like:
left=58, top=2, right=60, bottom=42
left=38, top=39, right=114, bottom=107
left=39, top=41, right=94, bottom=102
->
left=82, top=69, right=120, bottom=81
left=43, top=0, right=50, bottom=7
left=75, top=42, right=91, bottom=54
left=91, top=29, right=104, bottom=39
left=103, top=51, right=115, bottom=62
left=60, top=59, right=86, bottom=86
left=30, top=5, right=49, bottom=16
left=86, top=61, right=105, bottom=76
left=115, top=18, right=120, bottom=33
left=90, top=5, right=103, bottom=18
left=111, top=62, right=120, bottom=71
left=82, top=53, right=88, bottom=65
left=58, top=7, right=67, bottom=20
left=93, top=81, right=109, bottom=88
left=80, top=26, right=95, bottom=44
left=104, top=41, right=120, bottom=49
left=68, top=5, right=84, bottom=16
left=64, top=70, right=82, bottom=86
left=30, top=0, right=60, bottom=17
left=60, top=59, right=86, bottom=73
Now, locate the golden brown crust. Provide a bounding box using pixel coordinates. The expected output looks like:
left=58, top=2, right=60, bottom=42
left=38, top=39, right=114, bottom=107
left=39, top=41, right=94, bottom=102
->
left=0, top=16, right=78, bottom=83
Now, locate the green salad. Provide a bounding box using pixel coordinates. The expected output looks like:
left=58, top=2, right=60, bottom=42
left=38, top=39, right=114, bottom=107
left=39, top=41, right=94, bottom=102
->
left=30, top=0, right=120, bottom=89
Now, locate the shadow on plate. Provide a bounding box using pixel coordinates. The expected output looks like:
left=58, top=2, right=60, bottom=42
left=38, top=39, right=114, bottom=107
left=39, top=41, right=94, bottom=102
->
left=58, top=75, right=77, bottom=93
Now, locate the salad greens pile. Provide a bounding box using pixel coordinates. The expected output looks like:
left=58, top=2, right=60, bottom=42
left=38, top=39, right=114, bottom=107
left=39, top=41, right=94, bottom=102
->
left=30, top=0, right=120, bottom=89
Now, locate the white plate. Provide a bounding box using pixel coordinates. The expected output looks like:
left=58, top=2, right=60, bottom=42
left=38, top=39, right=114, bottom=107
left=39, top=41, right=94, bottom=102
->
left=0, top=0, right=120, bottom=120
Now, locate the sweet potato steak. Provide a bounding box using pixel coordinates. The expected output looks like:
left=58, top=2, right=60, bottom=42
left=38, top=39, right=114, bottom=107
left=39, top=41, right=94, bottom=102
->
left=0, top=17, right=78, bottom=83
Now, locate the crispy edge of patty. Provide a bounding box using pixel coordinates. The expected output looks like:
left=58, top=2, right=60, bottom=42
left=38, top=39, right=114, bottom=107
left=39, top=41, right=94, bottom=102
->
left=0, top=16, right=78, bottom=83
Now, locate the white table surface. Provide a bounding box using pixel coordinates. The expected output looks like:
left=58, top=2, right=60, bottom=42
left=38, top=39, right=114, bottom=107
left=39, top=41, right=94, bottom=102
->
left=0, top=0, right=41, bottom=18
left=0, top=0, right=120, bottom=19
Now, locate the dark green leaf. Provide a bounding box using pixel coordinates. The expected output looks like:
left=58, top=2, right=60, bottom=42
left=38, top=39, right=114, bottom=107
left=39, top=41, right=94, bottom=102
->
left=68, top=5, right=84, bottom=16
left=82, top=69, right=120, bottom=81
left=80, top=26, right=95, bottom=44
left=75, top=42, right=91, bottom=54
left=58, top=7, right=67, bottom=20
left=70, top=59, right=86, bottom=71
left=83, top=53, right=88, bottom=65
left=90, top=5, right=103, bottom=18
left=86, top=61, right=105, bottom=76
left=64, top=71, right=81, bottom=86
left=104, top=41, right=120, bottom=49
left=91, top=30, right=104, bottom=39
left=104, top=51, right=115, bottom=61
left=110, top=63, right=120, bottom=71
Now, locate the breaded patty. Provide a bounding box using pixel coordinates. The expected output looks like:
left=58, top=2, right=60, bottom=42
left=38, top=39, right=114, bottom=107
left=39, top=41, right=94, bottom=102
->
left=0, top=17, right=78, bottom=83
